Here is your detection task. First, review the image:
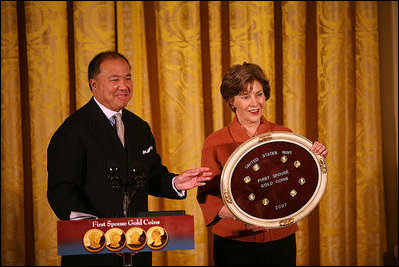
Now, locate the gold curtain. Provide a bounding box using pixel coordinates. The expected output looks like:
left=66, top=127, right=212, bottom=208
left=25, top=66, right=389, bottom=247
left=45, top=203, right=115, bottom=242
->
left=1, top=1, right=390, bottom=266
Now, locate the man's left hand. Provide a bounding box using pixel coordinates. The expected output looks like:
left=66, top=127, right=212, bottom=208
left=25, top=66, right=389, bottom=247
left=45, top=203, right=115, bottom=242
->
left=174, top=167, right=212, bottom=191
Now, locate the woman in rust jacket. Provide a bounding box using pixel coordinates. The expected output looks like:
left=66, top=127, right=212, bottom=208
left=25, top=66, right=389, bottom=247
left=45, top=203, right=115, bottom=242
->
left=197, top=62, right=328, bottom=266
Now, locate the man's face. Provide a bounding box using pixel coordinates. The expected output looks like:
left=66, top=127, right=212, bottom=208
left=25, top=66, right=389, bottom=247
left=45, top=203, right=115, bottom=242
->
left=90, top=57, right=133, bottom=111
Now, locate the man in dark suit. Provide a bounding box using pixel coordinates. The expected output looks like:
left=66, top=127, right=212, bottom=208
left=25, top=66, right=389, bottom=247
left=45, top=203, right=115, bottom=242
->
left=47, top=51, right=212, bottom=266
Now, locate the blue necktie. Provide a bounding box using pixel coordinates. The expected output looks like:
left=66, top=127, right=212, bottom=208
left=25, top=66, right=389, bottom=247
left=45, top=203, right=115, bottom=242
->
left=109, top=116, right=116, bottom=129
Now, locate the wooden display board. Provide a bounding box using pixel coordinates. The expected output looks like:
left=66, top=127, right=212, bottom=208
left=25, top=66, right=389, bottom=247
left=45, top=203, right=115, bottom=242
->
left=221, top=131, right=327, bottom=228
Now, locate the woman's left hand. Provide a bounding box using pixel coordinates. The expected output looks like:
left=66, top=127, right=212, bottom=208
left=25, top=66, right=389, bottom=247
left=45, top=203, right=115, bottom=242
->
left=311, top=141, right=328, bottom=158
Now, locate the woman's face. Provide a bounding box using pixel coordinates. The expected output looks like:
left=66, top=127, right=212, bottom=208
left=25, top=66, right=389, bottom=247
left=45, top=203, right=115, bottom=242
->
left=230, top=80, right=266, bottom=125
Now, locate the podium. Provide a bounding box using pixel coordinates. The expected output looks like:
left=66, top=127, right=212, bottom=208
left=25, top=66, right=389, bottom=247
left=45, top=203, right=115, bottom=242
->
left=57, top=211, right=194, bottom=256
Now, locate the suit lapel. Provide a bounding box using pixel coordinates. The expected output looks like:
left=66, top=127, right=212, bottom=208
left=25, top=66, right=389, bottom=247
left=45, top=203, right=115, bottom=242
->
left=86, top=98, right=126, bottom=157
left=123, top=111, right=142, bottom=161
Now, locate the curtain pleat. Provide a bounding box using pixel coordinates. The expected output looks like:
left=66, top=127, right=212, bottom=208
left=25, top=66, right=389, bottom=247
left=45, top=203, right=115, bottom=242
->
left=354, top=2, right=386, bottom=265
left=317, top=2, right=358, bottom=265
left=0, top=1, right=390, bottom=266
left=116, top=1, right=152, bottom=124
left=24, top=1, right=71, bottom=265
left=73, top=1, right=115, bottom=109
left=281, top=2, right=310, bottom=265
left=150, top=2, right=208, bottom=265
left=1, top=1, right=26, bottom=265
left=229, top=1, right=276, bottom=122
left=207, top=1, right=224, bottom=133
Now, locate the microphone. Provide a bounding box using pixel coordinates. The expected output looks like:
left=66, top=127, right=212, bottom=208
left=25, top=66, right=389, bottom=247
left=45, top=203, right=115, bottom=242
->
left=107, top=160, right=121, bottom=191
left=129, top=168, right=145, bottom=191
left=128, top=160, right=146, bottom=192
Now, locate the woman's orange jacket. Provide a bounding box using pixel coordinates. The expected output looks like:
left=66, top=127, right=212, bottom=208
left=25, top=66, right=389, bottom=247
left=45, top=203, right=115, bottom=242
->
left=197, top=115, right=298, bottom=242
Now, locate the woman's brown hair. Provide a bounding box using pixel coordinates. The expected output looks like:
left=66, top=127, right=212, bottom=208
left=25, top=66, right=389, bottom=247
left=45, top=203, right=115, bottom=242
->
left=220, top=62, right=271, bottom=111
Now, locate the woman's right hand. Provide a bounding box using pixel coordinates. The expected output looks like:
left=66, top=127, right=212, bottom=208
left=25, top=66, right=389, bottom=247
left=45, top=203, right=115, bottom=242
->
left=218, top=205, right=270, bottom=232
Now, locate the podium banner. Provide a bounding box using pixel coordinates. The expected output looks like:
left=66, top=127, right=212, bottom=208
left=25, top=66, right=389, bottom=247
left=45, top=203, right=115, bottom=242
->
left=57, top=215, right=194, bottom=255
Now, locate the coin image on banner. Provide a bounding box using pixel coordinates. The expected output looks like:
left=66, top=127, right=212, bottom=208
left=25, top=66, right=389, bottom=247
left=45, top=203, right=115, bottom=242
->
left=126, top=227, right=147, bottom=251
left=83, top=229, right=105, bottom=253
left=105, top=228, right=126, bottom=252
left=146, top=226, right=168, bottom=250
left=221, top=131, right=327, bottom=229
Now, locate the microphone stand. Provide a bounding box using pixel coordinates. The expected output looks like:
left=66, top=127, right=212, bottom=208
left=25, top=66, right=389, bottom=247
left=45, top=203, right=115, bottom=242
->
left=107, top=165, right=145, bottom=266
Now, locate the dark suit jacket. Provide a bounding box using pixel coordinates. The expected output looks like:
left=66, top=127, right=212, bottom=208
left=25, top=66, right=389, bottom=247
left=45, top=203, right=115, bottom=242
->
left=47, top=98, right=184, bottom=265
